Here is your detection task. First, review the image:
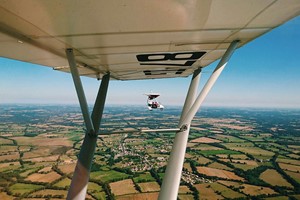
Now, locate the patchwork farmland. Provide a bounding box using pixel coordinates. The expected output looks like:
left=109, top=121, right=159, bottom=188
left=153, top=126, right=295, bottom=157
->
left=0, top=105, right=300, bottom=199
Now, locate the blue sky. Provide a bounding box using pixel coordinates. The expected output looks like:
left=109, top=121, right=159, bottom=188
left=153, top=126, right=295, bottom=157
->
left=0, top=16, right=300, bottom=108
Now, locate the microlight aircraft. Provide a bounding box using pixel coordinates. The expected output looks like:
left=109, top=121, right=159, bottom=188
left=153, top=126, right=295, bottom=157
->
left=145, top=93, right=164, bottom=111
left=1, top=1, right=300, bottom=200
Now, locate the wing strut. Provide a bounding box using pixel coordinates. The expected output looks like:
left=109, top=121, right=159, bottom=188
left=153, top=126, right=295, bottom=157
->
left=66, top=49, right=110, bottom=200
left=158, top=40, right=239, bottom=200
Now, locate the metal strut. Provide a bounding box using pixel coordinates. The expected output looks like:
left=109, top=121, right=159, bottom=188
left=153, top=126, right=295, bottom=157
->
left=66, top=49, right=110, bottom=200
left=158, top=40, right=239, bottom=200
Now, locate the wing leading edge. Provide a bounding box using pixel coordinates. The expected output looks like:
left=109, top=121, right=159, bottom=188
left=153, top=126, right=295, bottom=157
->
left=0, top=0, right=300, bottom=80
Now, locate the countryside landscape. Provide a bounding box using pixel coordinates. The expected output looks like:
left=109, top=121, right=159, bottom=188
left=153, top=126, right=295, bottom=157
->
left=0, top=105, right=300, bottom=200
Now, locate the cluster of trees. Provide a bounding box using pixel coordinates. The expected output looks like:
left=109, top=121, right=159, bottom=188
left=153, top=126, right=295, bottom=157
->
left=150, top=169, right=162, bottom=185
left=185, top=182, right=199, bottom=200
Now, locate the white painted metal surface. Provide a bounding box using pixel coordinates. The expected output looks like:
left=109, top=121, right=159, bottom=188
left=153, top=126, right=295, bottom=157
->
left=159, top=40, right=239, bottom=200
left=159, top=68, right=202, bottom=200
left=1, top=0, right=300, bottom=80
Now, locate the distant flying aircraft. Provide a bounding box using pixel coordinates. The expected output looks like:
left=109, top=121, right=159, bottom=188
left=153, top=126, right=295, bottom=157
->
left=145, top=93, right=164, bottom=111
left=1, top=1, right=300, bottom=200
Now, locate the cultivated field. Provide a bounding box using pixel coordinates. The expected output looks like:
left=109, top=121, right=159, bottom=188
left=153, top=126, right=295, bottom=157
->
left=278, top=162, right=300, bottom=172
left=26, top=171, right=61, bottom=183
left=116, top=192, right=159, bottom=200
left=1, top=105, right=300, bottom=199
left=240, top=183, right=277, bottom=196
left=190, top=137, right=222, bottom=143
left=8, top=183, right=43, bottom=195
left=109, top=179, right=138, bottom=196
left=194, top=183, right=223, bottom=200
left=197, top=167, right=244, bottom=181
left=259, top=169, right=293, bottom=188
left=29, top=189, right=67, bottom=198
left=217, top=180, right=277, bottom=196
left=138, top=181, right=160, bottom=192
left=210, top=182, right=245, bottom=199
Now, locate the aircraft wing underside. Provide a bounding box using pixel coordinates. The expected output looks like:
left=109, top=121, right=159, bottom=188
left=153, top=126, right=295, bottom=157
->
left=0, top=0, right=300, bottom=80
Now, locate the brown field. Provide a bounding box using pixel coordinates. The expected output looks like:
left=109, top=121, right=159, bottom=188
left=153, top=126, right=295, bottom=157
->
left=192, top=144, right=222, bottom=151
left=194, top=183, right=223, bottom=200
left=0, top=138, right=13, bottom=145
left=110, top=179, right=138, bottom=196
left=12, top=135, right=72, bottom=147
left=218, top=180, right=277, bottom=196
left=195, top=156, right=212, bottom=165
left=0, top=152, right=19, bottom=161
left=285, top=170, right=300, bottom=183
left=26, top=171, right=61, bottom=183
left=231, top=159, right=258, bottom=166
left=230, top=154, right=249, bottom=159
left=190, top=126, right=207, bottom=131
left=210, top=130, right=223, bottom=134
left=219, top=159, right=259, bottom=170
left=227, top=146, right=274, bottom=157
left=216, top=124, right=253, bottom=131
left=22, top=145, right=61, bottom=158
left=19, top=146, right=31, bottom=152
left=288, top=154, right=300, bottom=159
left=0, top=161, right=20, bottom=168
left=116, top=192, right=159, bottom=200
left=183, top=162, right=192, bottom=172
left=138, top=181, right=160, bottom=192
left=0, top=192, right=14, bottom=200
left=186, top=142, right=197, bottom=147
left=23, top=199, right=63, bottom=200
left=24, top=155, right=59, bottom=162
left=0, top=164, right=20, bottom=172
left=197, top=167, right=244, bottom=181
left=241, top=184, right=277, bottom=196
left=289, top=145, right=300, bottom=150
left=29, top=189, right=67, bottom=198
left=217, top=180, right=242, bottom=187
left=231, top=163, right=257, bottom=171
left=23, top=151, right=48, bottom=159
left=38, top=166, right=52, bottom=173
left=213, top=134, right=245, bottom=142
left=216, top=154, right=229, bottom=159
left=190, top=137, right=222, bottom=143
left=179, top=194, right=194, bottom=200
left=277, top=158, right=300, bottom=166
left=207, top=162, right=232, bottom=171
left=20, top=167, right=40, bottom=177
left=58, top=163, right=76, bottom=174
left=264, top=196, right=289, bottom=200
left=259, top=169, right=293, bottom=188
left=0, top=145, right=18, bottom=153
left=179, top=185, right=191, bottom=194
left=278, top=162, right=300, bottom=172
left=185, top=153, right=193, bottom=158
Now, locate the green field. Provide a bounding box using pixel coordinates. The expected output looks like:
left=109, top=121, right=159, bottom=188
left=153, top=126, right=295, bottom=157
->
left=210, top=182, right=245, bottom=199
left=92, top=191, right=106, bottom=200
left=133, top=172, right=156, bottom=183
left=199, top=149, right=241, bottom=156
left=53, top=177, right=71, bottom=188
left=90, top=170, right=130, bottom=182
left=9, top=183, right=43, bottom=195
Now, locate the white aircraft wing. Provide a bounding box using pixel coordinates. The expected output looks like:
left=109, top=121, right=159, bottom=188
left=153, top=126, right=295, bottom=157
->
left=1, top=0, right=300, bottom=80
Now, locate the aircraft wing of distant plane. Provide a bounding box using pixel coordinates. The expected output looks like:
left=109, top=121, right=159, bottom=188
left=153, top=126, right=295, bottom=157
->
left=1, top=1, right=300, bottom=200
left=1, top=1, right=300, bottom=80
